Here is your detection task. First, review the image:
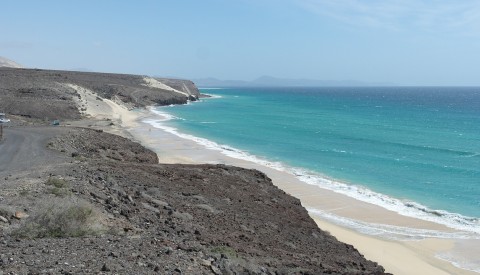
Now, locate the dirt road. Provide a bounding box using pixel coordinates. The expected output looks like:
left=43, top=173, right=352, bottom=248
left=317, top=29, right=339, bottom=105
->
left=0, top=126, right=68, bottom=175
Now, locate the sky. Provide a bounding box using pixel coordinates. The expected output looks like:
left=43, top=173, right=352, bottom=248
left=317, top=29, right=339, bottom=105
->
left=1, top=0, right=480, bottom=86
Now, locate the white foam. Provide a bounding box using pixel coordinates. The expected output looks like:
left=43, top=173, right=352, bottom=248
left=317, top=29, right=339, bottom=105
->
left=149, top=110, right=180, bottom=122
left=293, top=168, right=480, bottom=234
left=145, top=108, right=287, bottom=172
left=202, top=93, right=223, bottom=99
left=436, top=252, right=480, bottom=274
left=144, top=107, right=480, bottom=236
left=307, top=208, right=479, bottom=240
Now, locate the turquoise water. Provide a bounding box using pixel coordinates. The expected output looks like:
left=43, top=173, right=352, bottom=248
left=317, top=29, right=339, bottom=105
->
left=149, top=87, right=480, bottom=231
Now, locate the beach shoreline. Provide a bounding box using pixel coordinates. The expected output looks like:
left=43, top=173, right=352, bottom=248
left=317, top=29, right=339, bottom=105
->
left=85, top=97, right=479, bottom=274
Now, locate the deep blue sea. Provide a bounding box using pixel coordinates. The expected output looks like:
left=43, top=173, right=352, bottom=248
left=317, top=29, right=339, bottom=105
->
left=148, top=87, right=480, bottom=233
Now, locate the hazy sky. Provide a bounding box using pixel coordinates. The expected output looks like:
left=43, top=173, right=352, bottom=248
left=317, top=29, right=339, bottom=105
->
left=2, top=0, right=480, bottom=85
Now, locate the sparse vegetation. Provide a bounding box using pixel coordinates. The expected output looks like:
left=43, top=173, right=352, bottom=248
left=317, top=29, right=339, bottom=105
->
left=45, top=177, right=71, bottom=197
left=0, top=206, right=13, bottom=219
left=73, top=155, right=88, bottom=162
left=19, top=189, right=29, bottom=196
left=210, top=246, right=238, bottom=259
left=45, top=177, right=69, bottom=188
left=12, top=198, right=106, bottom=239
left=49, top=187, right=71, bottom=197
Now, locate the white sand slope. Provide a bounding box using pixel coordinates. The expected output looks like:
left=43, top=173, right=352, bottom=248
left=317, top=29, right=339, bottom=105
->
left=65, top=83, right=135, bottom=126
left=0, top=56, right=23, bottom=68
left=142, top=77, right=189, bottom=97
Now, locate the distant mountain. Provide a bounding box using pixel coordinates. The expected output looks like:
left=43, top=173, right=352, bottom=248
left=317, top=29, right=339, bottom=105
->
left=193, top=76, right=392, bottom=87
left=0, top=56, right=23, bottom=68
left=192, top=77, right=249, bottom=87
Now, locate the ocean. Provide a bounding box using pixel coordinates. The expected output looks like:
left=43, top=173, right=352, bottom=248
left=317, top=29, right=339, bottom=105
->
left=144, top=87, right=480, bottom=235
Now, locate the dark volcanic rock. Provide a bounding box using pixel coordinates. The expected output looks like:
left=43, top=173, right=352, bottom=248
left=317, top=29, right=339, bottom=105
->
left=0, top=68, right=200, bottom=121
left=48, top=127, right=159, bottom=164
left=0, top=128, right=387, bottom=274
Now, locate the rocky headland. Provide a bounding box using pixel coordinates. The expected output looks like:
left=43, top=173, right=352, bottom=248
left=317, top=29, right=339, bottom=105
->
left=0, top=68, right=199, bottom=123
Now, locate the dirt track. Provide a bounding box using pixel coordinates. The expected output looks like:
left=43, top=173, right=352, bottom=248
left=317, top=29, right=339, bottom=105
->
left=0, top=127, right=68, bottom=174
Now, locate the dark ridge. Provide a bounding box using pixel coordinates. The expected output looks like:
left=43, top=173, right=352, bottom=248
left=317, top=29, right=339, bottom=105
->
left=0, top=67, right=200, bottom=120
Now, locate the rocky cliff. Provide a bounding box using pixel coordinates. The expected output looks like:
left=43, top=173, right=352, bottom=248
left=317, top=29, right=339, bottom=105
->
left=0, top=68, right=200, bottom=120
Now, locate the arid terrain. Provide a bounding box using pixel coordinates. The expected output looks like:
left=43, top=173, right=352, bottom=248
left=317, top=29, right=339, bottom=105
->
left=0, top=68, right=199, bottom=124
left=0, top=68, right=387, bottom=274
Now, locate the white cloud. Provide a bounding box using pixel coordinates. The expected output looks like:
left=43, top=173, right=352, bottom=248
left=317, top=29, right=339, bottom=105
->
left=294, top=0, right=480, bottom=34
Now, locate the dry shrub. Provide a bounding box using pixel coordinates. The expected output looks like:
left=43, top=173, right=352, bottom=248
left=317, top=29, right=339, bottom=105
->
left=12, top=197, right=106, bottom=239
left=45, top=177, right=71, bottom=197
left=45, top=177, right=69, bottom=188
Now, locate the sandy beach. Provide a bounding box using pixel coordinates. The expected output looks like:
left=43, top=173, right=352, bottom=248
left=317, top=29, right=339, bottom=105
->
left=81, top=97, right=479, bottom=275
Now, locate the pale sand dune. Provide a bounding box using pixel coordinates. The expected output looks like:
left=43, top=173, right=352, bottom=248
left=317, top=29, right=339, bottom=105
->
left=69, top=94, right=479, bottom=275
left=65, top=83, right=142, bottom=138
left=0, top=56, right=23, bottom=68
left=142, top=77, right=189, bottom=97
